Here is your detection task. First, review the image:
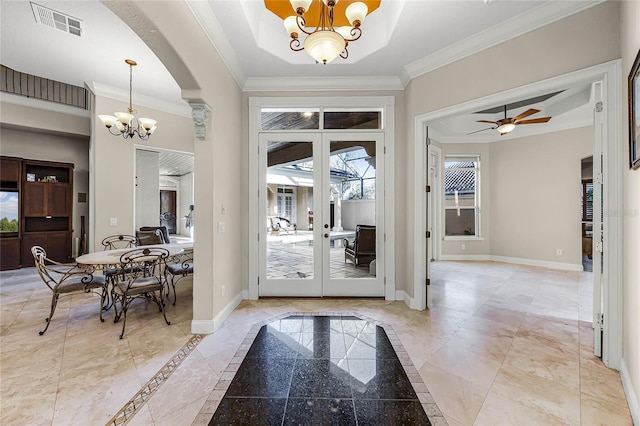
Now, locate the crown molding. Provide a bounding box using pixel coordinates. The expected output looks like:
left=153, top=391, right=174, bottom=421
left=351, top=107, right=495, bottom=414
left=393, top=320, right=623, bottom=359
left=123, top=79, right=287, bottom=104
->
left=87, top=82, right=192, bottom=118
left=185, top=0, right=246, bottom=90
left=403, top=0, right=605, bottom=82
left=243, top=76, right=404, bottom=92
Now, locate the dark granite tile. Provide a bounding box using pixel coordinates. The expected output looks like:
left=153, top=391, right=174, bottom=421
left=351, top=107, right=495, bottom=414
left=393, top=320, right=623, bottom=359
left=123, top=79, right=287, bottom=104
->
left=297, top=332, right=347, bottom=359
left=350, top=359, right=418, bottom=400
left=225, top=357, right=295, bottom=398
left=354, top=399, right=431, bottom=426
left=245, top=327, right=300, bottom=359
left=284, top=398, right=356, bottom=426
left=209, top=397, right=286, bottom=425
left=289, top=359, right=353, bottom=399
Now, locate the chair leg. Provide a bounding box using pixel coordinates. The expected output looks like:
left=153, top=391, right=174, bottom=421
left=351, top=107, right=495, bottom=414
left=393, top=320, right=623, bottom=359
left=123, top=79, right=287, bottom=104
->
left=39, top=293, right=59, bottom=335
left=160, top=289, right=171, bottom=326
left=118, top=300, right=129, bottom=339
left=172, top=276, right=178, bottom=306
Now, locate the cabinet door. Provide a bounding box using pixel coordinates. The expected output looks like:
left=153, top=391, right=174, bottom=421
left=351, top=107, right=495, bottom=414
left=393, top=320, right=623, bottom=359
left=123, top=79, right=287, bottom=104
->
left=22, top=232, right=71, bottom=264
left=23, top=183, right=46, bottom=216
left=21, top=234, right=44, bottom=266
left=0, top=238, right=21, bottom=270
left=48, top=184, right=70, bottom=216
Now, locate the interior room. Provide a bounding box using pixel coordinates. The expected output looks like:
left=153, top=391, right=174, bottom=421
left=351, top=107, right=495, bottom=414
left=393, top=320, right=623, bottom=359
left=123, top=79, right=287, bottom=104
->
left=0, top=1, right=638, bottom=425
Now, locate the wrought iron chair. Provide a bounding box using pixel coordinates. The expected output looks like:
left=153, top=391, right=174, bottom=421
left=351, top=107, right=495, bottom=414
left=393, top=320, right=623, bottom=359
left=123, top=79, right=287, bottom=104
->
left=31, top=246, right=106, bottom=335
left=344, top=225, right=376, bottom=267
left=111, top=247, right=170, bottom=339
left=139, top=226, right=170, bottom=244
left=101, top=234, right=139, bottom=288
left=164, top=248, right=193, bottom=305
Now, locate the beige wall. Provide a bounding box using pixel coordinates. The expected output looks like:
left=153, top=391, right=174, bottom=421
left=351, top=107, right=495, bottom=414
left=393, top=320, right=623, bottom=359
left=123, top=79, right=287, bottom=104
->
left=403, top=1, right=621, bottom=297
left=490, top=126, right=592, bottom=265
left=92, top=95, right=193, bottom=250
left=621, top=0, right=640, bottom=418
left=0, top=100, right=90, bottom=137
left=0, top=125, right=90, bottom=247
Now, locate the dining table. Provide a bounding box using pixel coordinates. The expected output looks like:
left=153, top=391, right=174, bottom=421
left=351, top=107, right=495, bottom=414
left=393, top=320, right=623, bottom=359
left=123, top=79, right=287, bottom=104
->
left=75, top=243, right=189, bottom=272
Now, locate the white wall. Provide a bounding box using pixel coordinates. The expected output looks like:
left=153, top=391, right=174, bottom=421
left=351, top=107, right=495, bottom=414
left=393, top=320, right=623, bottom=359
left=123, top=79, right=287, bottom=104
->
left=342, top=200, right=376, bottom=231
left=621, top=0, right=640, bottom=420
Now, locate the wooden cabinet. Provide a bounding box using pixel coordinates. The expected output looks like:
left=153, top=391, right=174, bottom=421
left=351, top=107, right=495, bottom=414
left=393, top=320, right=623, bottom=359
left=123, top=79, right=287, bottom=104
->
left=0, top=157, right=21, bottom=271
left=21, top=160, right=74, bottom=264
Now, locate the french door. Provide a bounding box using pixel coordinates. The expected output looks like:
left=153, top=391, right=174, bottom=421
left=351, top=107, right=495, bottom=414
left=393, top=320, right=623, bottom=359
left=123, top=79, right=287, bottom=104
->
left=258, top=132, right=384, bottom=297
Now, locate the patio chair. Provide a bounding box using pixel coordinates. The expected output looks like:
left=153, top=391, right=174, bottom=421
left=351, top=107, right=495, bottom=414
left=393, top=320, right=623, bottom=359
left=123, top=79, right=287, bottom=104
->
left=344, top=225, right=376, bottom=267
left=140, top=226, right=170, bottom=244
left=101, top=234, right=139, bottom=290
left=164, top=248, right=194, bottom=305
left=268, top=216, right=297, bottom=235
left=111, top=247, right=171, bottom=339
left=136, top=228, right=166, bottom=246
left=32, top=246, right=107, bottom=335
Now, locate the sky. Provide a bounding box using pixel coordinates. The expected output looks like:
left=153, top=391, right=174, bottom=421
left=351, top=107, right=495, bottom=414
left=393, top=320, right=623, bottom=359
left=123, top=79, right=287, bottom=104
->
left=0, top=192, right=19, bottom=221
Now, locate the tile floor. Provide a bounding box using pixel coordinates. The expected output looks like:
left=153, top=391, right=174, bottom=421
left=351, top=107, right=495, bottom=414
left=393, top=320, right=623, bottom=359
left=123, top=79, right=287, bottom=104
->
left=0, top=261, right=633, bottom=425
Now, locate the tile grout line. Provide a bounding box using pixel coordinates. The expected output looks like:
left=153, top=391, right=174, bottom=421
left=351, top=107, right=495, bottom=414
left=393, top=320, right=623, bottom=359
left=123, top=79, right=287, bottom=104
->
left=193, top=310, right=447, bottom=426
left=105, top=334, right=204, bottom=426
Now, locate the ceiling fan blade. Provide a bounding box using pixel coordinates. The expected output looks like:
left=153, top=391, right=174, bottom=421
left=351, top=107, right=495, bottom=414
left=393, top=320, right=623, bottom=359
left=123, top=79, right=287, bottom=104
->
left=516, top=117, right=552, bottom=124
left=476, top=120, right=499, bottom=124
left=512, top=108, right=540, bottom=121
left=467, top=127, right=495, bottom=135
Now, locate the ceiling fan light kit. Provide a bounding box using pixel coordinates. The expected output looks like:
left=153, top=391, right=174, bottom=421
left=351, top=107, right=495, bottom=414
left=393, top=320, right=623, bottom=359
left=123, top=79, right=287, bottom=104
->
left=279, top=0, right=370, bottom=64
left=98, top=59, right=157, bottom=140
left=472, top=105, right=552, bottom=136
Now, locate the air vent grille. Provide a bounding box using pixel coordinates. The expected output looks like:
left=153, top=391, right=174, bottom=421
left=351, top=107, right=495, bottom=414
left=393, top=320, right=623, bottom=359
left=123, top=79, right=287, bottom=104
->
left=31, top=2, right=83, bottom=37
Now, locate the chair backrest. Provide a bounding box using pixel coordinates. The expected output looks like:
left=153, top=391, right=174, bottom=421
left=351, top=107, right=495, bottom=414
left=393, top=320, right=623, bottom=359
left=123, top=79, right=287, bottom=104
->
left=31, top=245, right=67, bottom=291
left=139, top=226, right=170, bottom=244
left=354, top=225, right=376, bottom=254
left=119, top=247, right=170, bottom=281
left=136, top=229, right=165, bottom=246
left=102, top=234, right=137, bottom=250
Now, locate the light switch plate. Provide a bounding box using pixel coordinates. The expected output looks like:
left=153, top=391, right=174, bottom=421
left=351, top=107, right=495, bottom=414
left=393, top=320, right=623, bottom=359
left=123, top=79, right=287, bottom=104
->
left=110, top=218, right=117, bottom=226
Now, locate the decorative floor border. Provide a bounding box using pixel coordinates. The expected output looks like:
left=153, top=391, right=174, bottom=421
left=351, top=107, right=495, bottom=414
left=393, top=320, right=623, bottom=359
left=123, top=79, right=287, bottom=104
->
left=106, top=334, right=204, bottom=426
left=192, top=311, right=447, bottom=426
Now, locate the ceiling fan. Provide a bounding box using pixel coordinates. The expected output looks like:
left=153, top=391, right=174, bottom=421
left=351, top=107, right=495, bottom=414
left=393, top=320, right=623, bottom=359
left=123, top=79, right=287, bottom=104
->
left=469, top=105, right=552, bottom=136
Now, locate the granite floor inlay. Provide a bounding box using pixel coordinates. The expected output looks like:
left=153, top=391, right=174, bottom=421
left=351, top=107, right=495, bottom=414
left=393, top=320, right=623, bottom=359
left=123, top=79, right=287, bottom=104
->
left=203, top=312, right=444, bottom=425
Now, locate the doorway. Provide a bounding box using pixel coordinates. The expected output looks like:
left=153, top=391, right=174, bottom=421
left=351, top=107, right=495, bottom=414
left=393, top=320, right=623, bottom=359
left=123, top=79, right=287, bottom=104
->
left=258, top=132, right=385, bottom=297
left=160, top=190, right=177, bottom=234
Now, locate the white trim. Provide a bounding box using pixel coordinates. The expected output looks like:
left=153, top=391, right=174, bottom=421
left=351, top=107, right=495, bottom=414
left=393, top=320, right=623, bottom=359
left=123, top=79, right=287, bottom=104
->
left=190, top=289, right=247, bottom=334
left=620, top=358, right=640, bottom=426
left=439, top=255, right=583, bottom=272
left=406, top=0, right=603, bottom=84
left=414, top=60, right=623, bottom=368
left=395, top=290, right=418, bottom=310
left=184, top=0, right=246, bottom=90
left=243, top=76, right=404, bottom=92
left=87, top=82, right=192, bottom=118
left=0, top=92, right=91, bottom=119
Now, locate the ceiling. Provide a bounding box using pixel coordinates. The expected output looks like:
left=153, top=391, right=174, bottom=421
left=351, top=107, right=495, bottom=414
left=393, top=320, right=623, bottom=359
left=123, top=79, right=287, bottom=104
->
left=0, top=0, right=601, bottom=142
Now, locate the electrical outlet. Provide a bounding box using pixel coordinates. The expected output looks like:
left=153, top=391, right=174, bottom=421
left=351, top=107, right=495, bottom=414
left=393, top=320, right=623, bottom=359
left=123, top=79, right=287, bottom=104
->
left=556, top=249, right=562, bottom=256
left=218, top=222, right=225, bottom=233
left=221, top=285, right=225, bottom=296
left=109, top=218, right=117, bottom=226
left=461, top=244, right=466, bottom=250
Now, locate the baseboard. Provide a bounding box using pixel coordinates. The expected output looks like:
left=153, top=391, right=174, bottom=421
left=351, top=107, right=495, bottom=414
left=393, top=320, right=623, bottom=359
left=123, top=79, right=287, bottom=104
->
left=190, top=289, right=247, bottom=334
left=439, top=254, right=583, bottom=271
left=620, top=358, right=640, bottom=426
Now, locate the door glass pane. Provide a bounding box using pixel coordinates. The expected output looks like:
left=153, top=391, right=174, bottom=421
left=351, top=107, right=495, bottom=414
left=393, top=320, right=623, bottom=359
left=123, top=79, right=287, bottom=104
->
left=445, top=208, right=476, bottom=236
left=329, top=140, right=377, bottom=279
left=324, top=112, right=382, bottom=129
left=266, top=141, right=314, bottom=279
left=261, top=108, right=319, bottom=130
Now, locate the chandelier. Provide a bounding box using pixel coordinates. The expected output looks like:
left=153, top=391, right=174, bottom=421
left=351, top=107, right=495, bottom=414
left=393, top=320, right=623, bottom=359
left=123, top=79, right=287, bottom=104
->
left=282, top=0, right=370, bottom=64
left=98, top=59, right=157, bottom=140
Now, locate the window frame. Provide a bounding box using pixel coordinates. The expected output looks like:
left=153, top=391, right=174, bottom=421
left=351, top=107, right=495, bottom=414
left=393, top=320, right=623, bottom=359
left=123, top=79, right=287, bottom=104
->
left=443, top=155, right=481, bottom=239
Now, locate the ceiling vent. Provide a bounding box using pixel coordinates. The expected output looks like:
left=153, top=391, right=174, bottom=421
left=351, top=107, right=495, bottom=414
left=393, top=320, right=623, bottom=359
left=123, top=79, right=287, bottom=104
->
left=31, top=2, right=82, bottom=37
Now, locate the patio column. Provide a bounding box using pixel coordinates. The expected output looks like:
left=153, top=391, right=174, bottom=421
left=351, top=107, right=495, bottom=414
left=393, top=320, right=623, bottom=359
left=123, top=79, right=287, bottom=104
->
left=332, top=186, right=343, bottom=232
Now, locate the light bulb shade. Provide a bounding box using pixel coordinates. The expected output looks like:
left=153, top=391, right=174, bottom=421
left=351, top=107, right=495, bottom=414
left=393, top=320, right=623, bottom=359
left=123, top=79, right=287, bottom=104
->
left=290, top=0, right=312, bottom=13
left=284, top=16, right=299, bottom=37
left=114, top=121, right=125, bottom=132
left=98, top=114, right=118, bottom=127
left=335, top=26, right=353, bottom=39
left=346, top=2, right=368, bottom=26
left=303, top=30, right=346, bottom=64
left=114, top=112, right=134, bottom=126
left=138, top=118, right=157, bottom=130
left=147, top=125, right=157, bottom=135
left=497, top=123, right=516, bottom=134
left=322, top=0, right=338, bottom=5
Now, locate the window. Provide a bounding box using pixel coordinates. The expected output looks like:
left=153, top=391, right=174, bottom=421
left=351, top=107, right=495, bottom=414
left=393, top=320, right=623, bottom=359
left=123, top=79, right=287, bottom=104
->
left=444, top=156, right=480, bottom=237
left=581, top=179, right=593, bottom=221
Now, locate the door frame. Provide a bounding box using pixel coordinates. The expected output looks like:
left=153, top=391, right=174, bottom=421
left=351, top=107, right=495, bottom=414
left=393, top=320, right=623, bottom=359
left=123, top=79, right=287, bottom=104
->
left=413, top=60, right=623, bottom=369
left=248, top=96, right=396, bottom=301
